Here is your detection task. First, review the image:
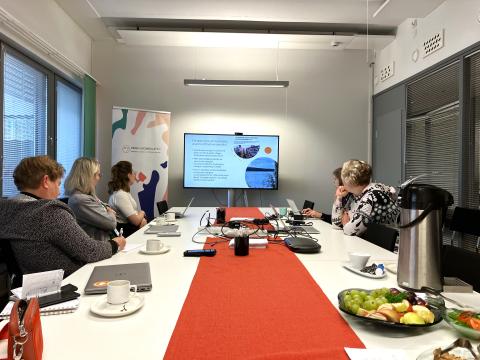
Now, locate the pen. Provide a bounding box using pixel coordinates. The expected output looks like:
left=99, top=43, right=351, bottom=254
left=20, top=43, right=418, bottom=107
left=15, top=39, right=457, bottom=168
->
left=114, top=229, right=119, bottom=236
left=119, top=228, right=123, bottom=237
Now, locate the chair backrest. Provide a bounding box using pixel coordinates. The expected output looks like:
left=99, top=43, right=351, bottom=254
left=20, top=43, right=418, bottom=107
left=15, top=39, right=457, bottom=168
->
left=156, top=200, right=169, bottom=215
left=0, top=240, right=23, bottom=288
left=449, top=207, right=480, bottom=237
left=362, top=223, right=398, bottom=252
left=442, top=244, right=480, bottom=292
left=302, top=200, right=314, bottom=210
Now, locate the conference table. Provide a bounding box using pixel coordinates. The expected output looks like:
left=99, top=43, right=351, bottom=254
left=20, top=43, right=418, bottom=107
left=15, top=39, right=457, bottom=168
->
left=41, top=207, right=480, bottom=359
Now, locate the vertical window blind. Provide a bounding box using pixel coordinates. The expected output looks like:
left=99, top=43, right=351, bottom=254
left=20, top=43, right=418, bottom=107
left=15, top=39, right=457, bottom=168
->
left=2, top=51, right=47, bottom=196
left=56, top=80, right=82, bottom=196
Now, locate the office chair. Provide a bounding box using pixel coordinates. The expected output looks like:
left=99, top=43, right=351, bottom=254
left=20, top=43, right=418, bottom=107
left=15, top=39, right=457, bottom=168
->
left=449, top=207, right=480, bottom=251
left=156, top=200, right=169, bottom=216
left=0, top=240, right=23, bottom=288
left=361, top=223, right=398, bottom=253
left=442, top=244, right=480, bottom=292
left=58, top=197, right=69, bottom=204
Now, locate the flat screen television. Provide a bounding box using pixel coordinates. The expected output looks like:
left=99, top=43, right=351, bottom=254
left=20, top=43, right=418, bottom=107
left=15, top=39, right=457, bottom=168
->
left=183, top=133, right=279, bottom=189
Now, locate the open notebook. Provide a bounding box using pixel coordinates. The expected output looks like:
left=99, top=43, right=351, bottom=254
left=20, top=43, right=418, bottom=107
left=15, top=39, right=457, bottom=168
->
left=0, top=298, right=80, bottom=318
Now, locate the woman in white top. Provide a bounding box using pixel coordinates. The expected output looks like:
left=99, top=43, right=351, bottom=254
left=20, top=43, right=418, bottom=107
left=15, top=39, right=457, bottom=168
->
left=108, top=161, right=147, bottom=237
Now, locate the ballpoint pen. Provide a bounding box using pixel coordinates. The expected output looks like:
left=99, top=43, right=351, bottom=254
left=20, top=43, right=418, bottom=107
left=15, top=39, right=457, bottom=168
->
left=119, top=228, right=123, bottom=237
left=114, top=229, right=120, bottom=236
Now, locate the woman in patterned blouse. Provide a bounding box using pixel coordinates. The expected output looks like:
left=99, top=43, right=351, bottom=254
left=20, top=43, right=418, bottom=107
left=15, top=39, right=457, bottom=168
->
left=332, top=159, right=399, bottom=236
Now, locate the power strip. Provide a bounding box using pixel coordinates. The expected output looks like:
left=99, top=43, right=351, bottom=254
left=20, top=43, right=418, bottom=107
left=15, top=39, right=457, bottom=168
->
left=197, top=226, right=268, bottom=238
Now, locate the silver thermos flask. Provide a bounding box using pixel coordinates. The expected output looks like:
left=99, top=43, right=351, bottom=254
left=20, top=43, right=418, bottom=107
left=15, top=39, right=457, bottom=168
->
left=397, top=184, right=453, bottom=291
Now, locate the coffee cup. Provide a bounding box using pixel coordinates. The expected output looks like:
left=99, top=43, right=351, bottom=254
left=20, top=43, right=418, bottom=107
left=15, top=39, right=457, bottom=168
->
left=146, top=239, right=164, bottom=252
left=348, top=252, right=371, bottom=270
left=165, top=212, right=175, bottom=221
left=107, top=280, right=137, bottom=305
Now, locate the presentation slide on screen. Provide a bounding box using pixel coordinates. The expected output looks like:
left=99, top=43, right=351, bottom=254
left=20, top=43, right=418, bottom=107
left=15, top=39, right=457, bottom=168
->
left=184, top=134, right=279, bottom=189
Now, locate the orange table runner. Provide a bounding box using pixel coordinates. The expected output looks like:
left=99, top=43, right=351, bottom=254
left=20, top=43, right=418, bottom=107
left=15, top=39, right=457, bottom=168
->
left=164, top=207, right=364, bottom=359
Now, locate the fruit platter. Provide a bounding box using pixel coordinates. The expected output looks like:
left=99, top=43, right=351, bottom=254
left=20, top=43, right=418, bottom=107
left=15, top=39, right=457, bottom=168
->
left=338, top=287, right=443, bottom=328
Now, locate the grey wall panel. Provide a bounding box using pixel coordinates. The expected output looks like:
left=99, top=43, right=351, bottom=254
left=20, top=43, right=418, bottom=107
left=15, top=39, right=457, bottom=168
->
left=372, top=84, right=405, bottom=187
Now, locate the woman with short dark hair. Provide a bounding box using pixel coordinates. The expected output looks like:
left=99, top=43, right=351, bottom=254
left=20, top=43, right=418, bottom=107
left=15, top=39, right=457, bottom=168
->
left=332, top=159, right=399, bottom=236
left=108, top=161, right=147, bottom=237
left=0, top=156, right=126, bottom=277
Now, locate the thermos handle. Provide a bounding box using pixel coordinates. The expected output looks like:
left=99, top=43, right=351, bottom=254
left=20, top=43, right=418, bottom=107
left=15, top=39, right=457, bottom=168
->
left=398, top=204, right=434, bottom=229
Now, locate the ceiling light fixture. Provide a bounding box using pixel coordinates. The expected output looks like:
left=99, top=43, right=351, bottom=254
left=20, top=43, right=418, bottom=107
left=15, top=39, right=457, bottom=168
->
left=184, top=79, right=289, bottom=88
left=372, top=0, right=391, bottom=18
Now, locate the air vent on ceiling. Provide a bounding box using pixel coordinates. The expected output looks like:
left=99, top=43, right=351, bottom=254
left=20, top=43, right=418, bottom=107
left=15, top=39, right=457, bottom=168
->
left=380, top=61, right=395, bottom=82
left=423, top=29, right=444, bottom=57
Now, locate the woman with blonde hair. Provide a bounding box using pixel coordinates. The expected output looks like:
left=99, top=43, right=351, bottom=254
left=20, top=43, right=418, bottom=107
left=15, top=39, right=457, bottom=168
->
left=108, top=161, right=147, bottom=237
left=332, top=159, right=399, bottom=236
left=65, top=157, right=117, bottom=241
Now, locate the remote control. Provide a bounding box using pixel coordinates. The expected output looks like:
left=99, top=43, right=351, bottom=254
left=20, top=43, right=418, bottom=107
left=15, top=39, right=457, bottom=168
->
left=183, top=249, right=216, bottom=257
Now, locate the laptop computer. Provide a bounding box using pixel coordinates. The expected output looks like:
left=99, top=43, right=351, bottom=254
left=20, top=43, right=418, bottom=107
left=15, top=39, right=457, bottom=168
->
left=84, top=262, right=152, bottom=294
left=166, top=197, right=195, bottom=218
left=269, top=205, right=320, bottom=234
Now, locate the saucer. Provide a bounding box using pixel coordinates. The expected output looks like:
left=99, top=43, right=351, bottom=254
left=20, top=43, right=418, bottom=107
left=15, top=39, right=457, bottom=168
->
left=139, top=245, right=170, bottom=255
left=343, top=264, right=387, bottom=279
left=90, top=294, right=145, bottom=317
left=165, top=219, right=177, bottom=223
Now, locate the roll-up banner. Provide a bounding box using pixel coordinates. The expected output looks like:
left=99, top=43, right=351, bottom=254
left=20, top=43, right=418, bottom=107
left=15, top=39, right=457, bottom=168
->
left=112, top=106, right=170, bottom=219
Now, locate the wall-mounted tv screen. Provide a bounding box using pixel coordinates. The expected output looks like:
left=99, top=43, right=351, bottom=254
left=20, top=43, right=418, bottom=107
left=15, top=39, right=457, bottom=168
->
left=183, top=133, right=279, bottom=190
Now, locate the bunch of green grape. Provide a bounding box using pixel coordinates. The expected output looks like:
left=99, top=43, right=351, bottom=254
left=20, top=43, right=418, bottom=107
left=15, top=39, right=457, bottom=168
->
left=342, top=288, right=390, bottom=314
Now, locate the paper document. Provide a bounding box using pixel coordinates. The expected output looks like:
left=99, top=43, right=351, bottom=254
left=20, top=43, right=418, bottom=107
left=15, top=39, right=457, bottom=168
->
left=121, top=243, right=144, bottom=252
left=22, top=269, right=64, bottom=299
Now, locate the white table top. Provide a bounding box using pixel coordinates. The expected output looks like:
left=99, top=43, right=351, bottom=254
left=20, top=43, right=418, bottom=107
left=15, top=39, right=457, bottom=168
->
left=41, top=207, right=480, bottom=359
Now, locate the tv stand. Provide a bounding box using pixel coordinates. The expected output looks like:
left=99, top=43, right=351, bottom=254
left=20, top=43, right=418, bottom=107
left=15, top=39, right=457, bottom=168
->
left=227, top=189, right=249, bottom=207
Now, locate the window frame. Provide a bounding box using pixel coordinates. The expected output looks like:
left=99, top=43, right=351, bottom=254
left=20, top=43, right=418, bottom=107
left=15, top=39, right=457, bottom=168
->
left=0, top=42, right=83, bottom=197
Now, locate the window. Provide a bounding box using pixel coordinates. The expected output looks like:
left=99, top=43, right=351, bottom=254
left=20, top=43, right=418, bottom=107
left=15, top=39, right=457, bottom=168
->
left=0, top=45, right=83, bottom=197
left=56, top=79, right=82, bottom=196
left=2, top=50, right=48, bottom=196
left=405, top=62, right=460, bottom=215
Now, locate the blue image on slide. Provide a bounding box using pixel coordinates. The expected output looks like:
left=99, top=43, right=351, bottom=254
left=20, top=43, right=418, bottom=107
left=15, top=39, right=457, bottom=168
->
left=245, top=157, right=278, bottom=189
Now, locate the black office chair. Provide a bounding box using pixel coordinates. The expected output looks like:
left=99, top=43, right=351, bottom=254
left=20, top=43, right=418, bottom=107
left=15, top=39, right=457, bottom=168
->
left=442, top=244, right=480, bottom=292
left=0, top=240, right=23, bottom=288
left=449, top=207, right=480, bottom=251
left=361, top=223, right=398, bottom=252
left=58, top=197, right=69, bottom=204
left=156, top=200, right=169, bottom=216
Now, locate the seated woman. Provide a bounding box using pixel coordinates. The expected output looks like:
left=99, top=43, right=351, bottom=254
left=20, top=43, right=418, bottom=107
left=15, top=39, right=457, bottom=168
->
left=0, top=156, right=126, bottom=277
left=108, top=161, right=147, bottom=237
left=65, top=157, right=117, bottom=242
left=331, top=159, right=399, bottom=236
left=302, top=167, right=348, bottom=223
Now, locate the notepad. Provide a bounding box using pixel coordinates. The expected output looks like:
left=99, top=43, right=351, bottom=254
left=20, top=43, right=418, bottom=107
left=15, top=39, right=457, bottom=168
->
left=0, top=298, right=80, bottom=319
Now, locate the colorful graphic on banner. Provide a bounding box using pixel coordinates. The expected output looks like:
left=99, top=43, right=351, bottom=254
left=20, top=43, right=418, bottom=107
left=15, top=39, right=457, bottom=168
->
left=112, top=107, right=170, bottom=219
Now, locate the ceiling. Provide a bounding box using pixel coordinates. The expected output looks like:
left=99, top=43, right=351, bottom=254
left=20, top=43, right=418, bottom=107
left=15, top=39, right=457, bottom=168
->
left=55, top=0, right=446, bottom=50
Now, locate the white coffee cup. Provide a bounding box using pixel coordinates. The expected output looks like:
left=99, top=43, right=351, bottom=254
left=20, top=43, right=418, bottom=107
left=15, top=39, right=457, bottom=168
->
left=165, top=212, right=175, bottom=221
left=107, top=280, right=137, bottom=305
left=348, top=252, right=371, bottom=270
left=146, top=239, right=164, bottom=252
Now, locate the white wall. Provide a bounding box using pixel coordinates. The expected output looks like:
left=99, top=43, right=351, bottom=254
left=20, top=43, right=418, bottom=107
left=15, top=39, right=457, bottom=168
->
left=374, top=0, right=480, bottom=94
left=93, top=41, right=370, bottom=212
left=0, top=0, right=92, bottom=76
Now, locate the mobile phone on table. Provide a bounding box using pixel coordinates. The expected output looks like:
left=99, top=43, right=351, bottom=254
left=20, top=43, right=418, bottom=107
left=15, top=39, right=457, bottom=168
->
left=38, top=284, right=80, bottom=308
